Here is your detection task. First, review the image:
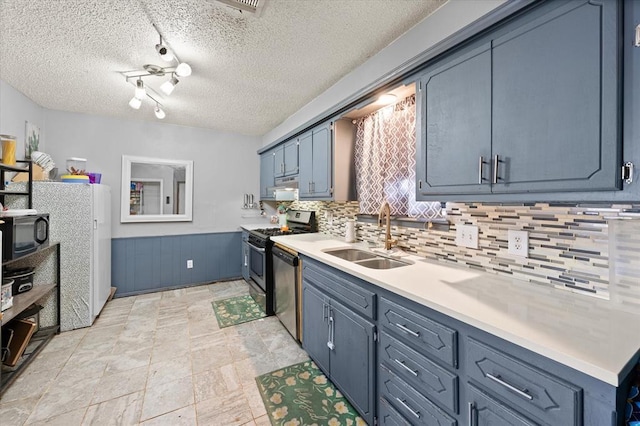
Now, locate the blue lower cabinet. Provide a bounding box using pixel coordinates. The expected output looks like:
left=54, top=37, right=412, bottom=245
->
left=379, top=397, right=412, bottom=426
left=467, top=383, right=536, bottom=426
left=379, top=363, right=457, bottom=426
left=301, top=259, right=376, bottom=425
left=301, top=256, right=627, bottom=426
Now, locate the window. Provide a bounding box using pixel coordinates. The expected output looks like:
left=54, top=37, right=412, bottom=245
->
left=354, top=95, right=441, bottom=219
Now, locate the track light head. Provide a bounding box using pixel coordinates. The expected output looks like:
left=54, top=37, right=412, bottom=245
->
left=129, top=96, right=142, bottom=110
left=175, top=62, right=192, bottom=77
left=160, top=76, right=179, bottom=95
left=155, top=36, right=174, bottom=62
left=134, top=78, right=146, bottom=100
left=154, top=104, right=166, bottom=119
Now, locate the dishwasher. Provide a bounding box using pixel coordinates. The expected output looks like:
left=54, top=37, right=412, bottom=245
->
left=272, top=243, right=301, bottom=342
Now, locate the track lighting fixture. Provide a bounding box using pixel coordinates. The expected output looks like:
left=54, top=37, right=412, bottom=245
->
left=121, top=23, right=193, bottom=119
left=160, top=76, right=179, bottom=95
left=154, top=103, right=166, bottom=119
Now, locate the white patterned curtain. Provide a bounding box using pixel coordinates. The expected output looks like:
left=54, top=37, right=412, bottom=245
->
left=354, top=95, right=442, bottom=219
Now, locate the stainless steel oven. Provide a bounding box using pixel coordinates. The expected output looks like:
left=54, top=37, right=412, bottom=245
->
left=247, top=237, right=266, bottom=291
left=245, top=210, right=316, bottom=318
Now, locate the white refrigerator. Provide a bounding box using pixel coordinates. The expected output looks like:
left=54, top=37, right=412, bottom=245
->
left=28, top=182, right=112, bottom=330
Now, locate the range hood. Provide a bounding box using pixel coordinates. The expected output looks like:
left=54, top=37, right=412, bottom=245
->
left=269, top=176, right=299, bottom=201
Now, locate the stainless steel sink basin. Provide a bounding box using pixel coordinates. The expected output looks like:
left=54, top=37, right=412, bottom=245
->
left=324, top=248, right=378, bottom=262
left=356, top=257, right=412, bottom=269
left=324, top=248, right=412, bottom=269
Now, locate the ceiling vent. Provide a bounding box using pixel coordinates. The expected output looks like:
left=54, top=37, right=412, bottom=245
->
left=211, top=0, right=266, bottom=17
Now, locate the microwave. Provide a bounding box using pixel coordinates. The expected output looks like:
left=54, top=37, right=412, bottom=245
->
left=0, top=214, right=50, bottom=262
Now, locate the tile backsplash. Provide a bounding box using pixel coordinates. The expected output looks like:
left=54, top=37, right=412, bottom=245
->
left=289, top=200, right=640, bottom=303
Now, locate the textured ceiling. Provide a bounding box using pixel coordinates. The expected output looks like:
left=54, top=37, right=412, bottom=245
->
left=0, top=0, right=445, bottom=136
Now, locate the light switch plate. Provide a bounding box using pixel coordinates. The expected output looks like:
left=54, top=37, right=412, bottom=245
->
left=456, top=224, right=479, bottom=249
left=508, top=230, right=529, bottom=257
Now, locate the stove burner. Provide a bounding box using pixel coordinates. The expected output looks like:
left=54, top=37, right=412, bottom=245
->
left=253, top=228, right=307, bottom=237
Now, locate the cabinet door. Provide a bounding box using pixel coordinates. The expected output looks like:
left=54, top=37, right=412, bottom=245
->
left=416, top=43, right=492, bottom=198
left=492, top=0, right=620, bottom=193
left=469, top=383, right=536, bottom=426
left=283, top=139, right=299, bottom=176
left=301, top=281, right=330, bottom=373
left=260, top=151, right=275, bottom=199
left=329, top=299, right=375, bottom=425
left=311, top=122, right=332, bottom=198
left=298, top=131, right=314, bottom=198
left=274, top=146, right=285, bottom=178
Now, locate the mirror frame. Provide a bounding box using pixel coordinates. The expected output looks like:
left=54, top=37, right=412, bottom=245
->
left=121, top=155, right=194, bottom=223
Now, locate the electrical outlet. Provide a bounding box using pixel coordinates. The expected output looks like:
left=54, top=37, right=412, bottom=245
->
left=508, top=230, right=529, bottom=257
left=456, top=224, right=479, bottom=249
left=187, top=259, right=194, bottom=269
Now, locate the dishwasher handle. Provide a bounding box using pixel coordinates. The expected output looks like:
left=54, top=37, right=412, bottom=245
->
left=272, top=246, right=299, bottom=266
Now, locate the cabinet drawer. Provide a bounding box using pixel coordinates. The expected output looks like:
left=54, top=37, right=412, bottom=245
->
left=467, top=338, right=582, bottom=426
left=468, top=383, right=536, bottom=426
left=380, top=331, right=458, bottom=412
left=303, top=260, right=375, bottom=319
left=379, top=364, right=457, bottom=426
left=379, top=397, right=412, bottom=426
left=380, top=297, right=457, bottom=368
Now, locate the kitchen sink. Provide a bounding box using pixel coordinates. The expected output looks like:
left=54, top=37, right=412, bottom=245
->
left=323, top=248, right=412, bottom=269
left=356, top=258, right=412, bottom=269
left=323, top=248, right=379, bottom=262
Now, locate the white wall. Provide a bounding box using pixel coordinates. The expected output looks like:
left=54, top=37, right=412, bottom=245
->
left=43, top=109, right=262, bottom=238
left=262, top=0, right=507, bottom=146
left=0, top=80, right=46, bottom=156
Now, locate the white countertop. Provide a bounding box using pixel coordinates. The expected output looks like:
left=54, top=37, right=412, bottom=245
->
left=271, top=233, right=640, bottom=386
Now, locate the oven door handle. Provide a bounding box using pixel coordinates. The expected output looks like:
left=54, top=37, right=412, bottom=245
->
left=247, top=242, right=266, bottom=253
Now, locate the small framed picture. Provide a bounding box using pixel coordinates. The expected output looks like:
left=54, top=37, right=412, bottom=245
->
left=25, top=121, right=40, bottom=159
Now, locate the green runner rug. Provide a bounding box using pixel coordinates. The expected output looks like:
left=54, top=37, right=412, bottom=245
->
left=256, top=360, right=366, bottom=426
left=212, top=295, right=266, bottom=328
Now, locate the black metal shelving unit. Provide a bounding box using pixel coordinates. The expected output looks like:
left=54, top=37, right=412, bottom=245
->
left=0, top=160, right=60, bottom=396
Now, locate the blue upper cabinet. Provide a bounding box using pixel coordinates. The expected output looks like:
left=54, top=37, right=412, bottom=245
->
left=299, top=121, right=333, bottom=199
left=283, top=139, right=299, bottom=176
left=416, top=43, right=492, bottom=196
left=274, top=139, right=299, bottom=178
left=259, top=149, right=275, bottom=199
left=491, top=0, right=620, bottom=194
left=416, top=0, right=622, bottom=202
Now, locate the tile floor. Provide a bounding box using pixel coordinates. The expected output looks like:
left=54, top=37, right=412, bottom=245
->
left=0, top=280, right=309, bottom=425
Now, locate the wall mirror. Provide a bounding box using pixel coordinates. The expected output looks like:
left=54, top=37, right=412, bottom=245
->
left=121, top=155, right=193, bottom=223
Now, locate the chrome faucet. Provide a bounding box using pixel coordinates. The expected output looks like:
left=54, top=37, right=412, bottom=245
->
left=378, top=201, right=396, bottom=250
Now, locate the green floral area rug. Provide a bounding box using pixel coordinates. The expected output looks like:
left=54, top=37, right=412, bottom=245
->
left=256, top=360, right=366, bottom=426
left=212, top=295, right=266, bottom=328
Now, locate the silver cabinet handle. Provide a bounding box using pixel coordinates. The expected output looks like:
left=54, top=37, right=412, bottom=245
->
left=394, top=359, right=418, bottom=376
left=327, top=312, right=335, bottom=350
left=323, top=303, right=328, bottom=322
left=244, top=255, right=247, bottom=267
left=281, top=163, right=285, bottom=173
left=312, top=182, right=315, bottom=193
left=492, top=154, right=500, bottom=184
left=394, top=323, right=420, bottom=338
left=308, top=182, right=312, bottom=193
left=478, top=156, right=486, bottom=184
left=395, top=398, right=420, bottom=419
left=486, top=373, right=533, bottom=400
left=468, top=402, right=474, bottom=426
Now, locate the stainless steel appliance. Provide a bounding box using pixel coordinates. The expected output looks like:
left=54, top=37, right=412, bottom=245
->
left=246, top=210, right=316, bottom=317
left=0, top=213, right=50, bottom=262
left=272, top=244, right=301, bottom=341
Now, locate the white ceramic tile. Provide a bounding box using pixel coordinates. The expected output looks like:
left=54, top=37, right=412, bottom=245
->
left=140, top=375, right=194, bottom=421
